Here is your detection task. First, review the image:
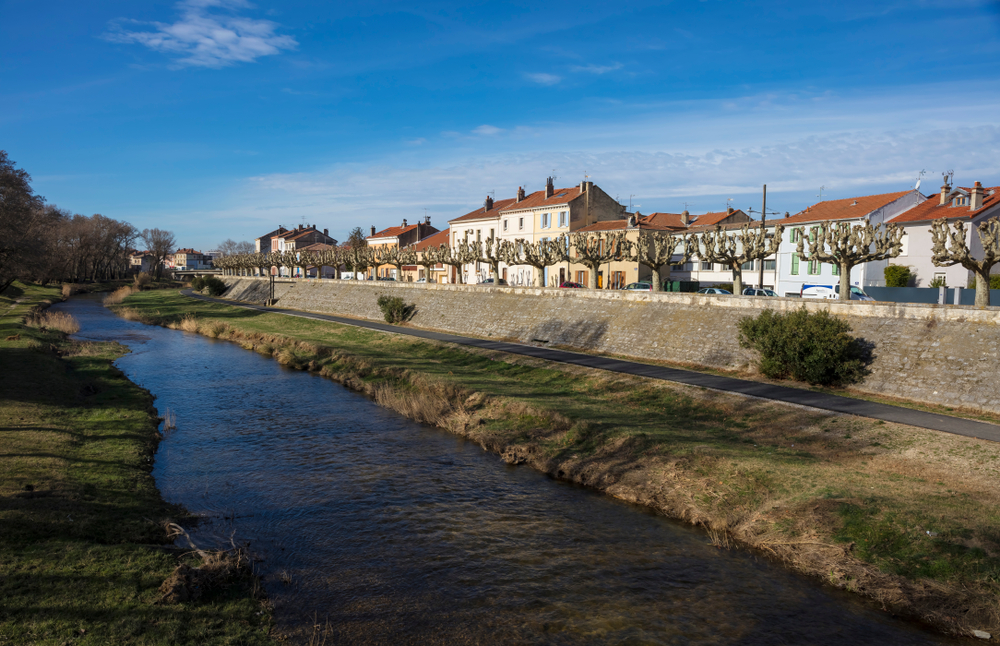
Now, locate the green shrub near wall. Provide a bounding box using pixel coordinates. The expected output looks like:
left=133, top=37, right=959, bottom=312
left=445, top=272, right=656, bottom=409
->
left=884, top=264, right=913, bottom=287
left=738, top=308, right=872, bottom=386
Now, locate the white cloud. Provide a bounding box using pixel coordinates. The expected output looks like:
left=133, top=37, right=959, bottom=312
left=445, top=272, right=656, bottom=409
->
left=105, top=0, right=297, bottom=68
left=571, top=63, right=623, bottom=74
left=472, top=125, right=503, bottom=136
left=525, top=72, right=561, bottom=86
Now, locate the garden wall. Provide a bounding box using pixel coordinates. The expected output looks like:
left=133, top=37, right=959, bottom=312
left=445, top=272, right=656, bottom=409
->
left=221, top=277, right=1000, bottom=415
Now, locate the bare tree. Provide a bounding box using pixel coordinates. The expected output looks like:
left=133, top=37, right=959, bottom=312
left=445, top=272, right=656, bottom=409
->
left=375, top=245, right=416, bottom=279
left=515, top=235, right=571, bottom=287
left=432, top=243, right=478, bottom=284
left=476, top=235, right=516, bottom=281
left=141, top=228, right=176, bottom=279
left=796, top=221, right=902, bottom=300
left=632, top=232, right=692, bottom=292
left=570, top=232, right=630, bottom=289
left=0, top=151, right=49, bottom=291
left=931, top=217, right=1000, bottom=306
left=698, top=222, right=783, bottom=295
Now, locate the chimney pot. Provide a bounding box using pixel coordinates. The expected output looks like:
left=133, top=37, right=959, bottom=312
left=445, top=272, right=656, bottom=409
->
left=425, top=215, right=431, bottom=225
left=402, top=218, right=407, bottom=227
left=324, top=228, right=328, bottom=236
left=516, top=186, right=525, bottom=202
left=971, top=181, right=984, bottom=210
left=681, top=210, right=690, bottom=226
left=727, top=206, right=734, bottom=214
left=784, top=211, right=790, bottom=218
left=371, top=225, right=376, bottom=237
left=940, top=183, right=950, bottom=206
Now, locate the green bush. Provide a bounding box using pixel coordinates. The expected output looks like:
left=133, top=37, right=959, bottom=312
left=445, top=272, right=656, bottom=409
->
left=968, top=275, right=1000, bottom=289
left=928, top=275, right=947, bottom=288
left=202, top=276, right=227, bottom=296
left=884, top=264, right=912, bottom=287
left=377, top=295, right=413, bottom=324
left=738, top=308, right=872, bottom=386
left=190, top=276, right=206, bottom=290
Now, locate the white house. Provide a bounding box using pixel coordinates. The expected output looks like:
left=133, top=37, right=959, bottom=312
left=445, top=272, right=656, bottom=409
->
left=773, top=189, right=925, bottom=297
left=888, top=180, right=1000, bottom=287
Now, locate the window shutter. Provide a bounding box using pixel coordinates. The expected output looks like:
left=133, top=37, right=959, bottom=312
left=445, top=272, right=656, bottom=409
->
left=791, top=255, right=799, bottom=275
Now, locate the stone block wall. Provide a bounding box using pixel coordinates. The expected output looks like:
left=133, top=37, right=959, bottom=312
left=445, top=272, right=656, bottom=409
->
left=221, top=277, right=1000, bottom=414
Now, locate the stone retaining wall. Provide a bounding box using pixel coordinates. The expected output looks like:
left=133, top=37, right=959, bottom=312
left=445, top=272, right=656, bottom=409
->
left=221, top=277, right=1000, bottom=414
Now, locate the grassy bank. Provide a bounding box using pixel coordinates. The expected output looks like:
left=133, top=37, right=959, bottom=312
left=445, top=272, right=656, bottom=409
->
left=114, top=288, right=1000, bottom=639
left=0, top=283, right=272, bottom=645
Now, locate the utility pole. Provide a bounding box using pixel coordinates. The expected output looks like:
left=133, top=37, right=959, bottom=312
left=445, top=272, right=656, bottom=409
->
left=758, top=184, right=766, bottom=290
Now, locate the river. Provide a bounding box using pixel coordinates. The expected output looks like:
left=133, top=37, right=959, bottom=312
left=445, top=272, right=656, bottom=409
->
left=55, top=296, right=953, bottom=645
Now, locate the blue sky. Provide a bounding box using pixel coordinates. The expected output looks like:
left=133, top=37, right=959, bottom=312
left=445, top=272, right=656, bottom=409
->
left=3, top=0, right=1000, bottom=250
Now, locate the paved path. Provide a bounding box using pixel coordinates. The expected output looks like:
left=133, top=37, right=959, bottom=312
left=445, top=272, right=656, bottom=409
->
left=183, top=290, right=1000, bottom=443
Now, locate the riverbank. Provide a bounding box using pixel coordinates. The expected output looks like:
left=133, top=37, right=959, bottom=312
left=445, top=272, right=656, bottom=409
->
left=113, top=288, right=1000, bottom=639
left=0, top=283, right=272, bottom=645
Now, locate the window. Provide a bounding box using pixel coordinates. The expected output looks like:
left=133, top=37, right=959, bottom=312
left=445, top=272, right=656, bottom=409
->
left=808, top=260, right=820, bottom=275
left=489, top=228, right=494, bottom=239
left=954, top=196, right=969, bottom=207
left=763, top=260, right=776, bottom=271
left=503, top=220, right=508, bottom=232
left=790, top=228, right=801, bottom=243
left=741, top=260, right=754, bottom=271
left=476, top=229, right=481, bottom=243
left=576, top=270, right=588, bottom=285
left=701, top=261, right=713, bottom=271
left=682, top=262, right=693, bottom=272
left=559, top=211, right=567, bottom=227
left=541, top=213, right=550, bottom=228
left=791, top=255, right=800, bottom=275
left=611, top=271, right=626, bottom=290
left=519, top=217, right=524, bottom=230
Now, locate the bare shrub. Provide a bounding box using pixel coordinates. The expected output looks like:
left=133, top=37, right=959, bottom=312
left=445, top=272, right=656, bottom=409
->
left=134, top=271, right=152, bottom=288
left=103, top=286, right=135, bottom=306
left=205, top=321, right=228, bottom=338
left=61, top=283, right=81, bottom=298
left=117, top=307, right=154, bottom=325
left=158, top=523, right=253, bottom=604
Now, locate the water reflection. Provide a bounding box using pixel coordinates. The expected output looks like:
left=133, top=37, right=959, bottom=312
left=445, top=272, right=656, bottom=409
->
left=57, top=297, right=953, bottom=645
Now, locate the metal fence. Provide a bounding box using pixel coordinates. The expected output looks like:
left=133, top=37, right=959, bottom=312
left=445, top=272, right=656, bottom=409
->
left=865, top=286, right=1000, bottom=306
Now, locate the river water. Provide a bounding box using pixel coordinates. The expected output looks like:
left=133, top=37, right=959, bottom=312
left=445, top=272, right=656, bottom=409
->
left=56, top=296, right=953, bottom=645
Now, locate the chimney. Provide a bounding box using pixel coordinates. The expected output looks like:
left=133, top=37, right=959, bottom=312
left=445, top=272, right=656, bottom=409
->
left=545, top=176, right=554, bottom=199
left=484, top=195, right=494, bottom=212
left=516, top=186, right=525, bottom=202
left=971, top=181, right=984, bottom=210
left=784, top=211, right=790, bottom=218
left=727, top=206, right=734, bottom=214
left=425, top=214, right=431, bottom=225
left=681, top=210, right=690, bottom=226
left=370, top=225, right=376, bottom=237
left=940, top=183, right=950, bottom=205
left=323, top=228, right=328, bottom=236
left=298, top=224, right=304, bottom=230
left=402, top=218, right=408, bottom=227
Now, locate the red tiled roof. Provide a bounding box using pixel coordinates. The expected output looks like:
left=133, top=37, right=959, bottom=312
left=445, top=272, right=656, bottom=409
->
left=643, top=209, right=746, bottom=230
left=449, top=198, right=517, bottom=224
left=368, top=223, right=419, bottom=240
left=499, top=188, right=582, bottom=212
left=577, top=220, right=673, bottom=233
left=781, top=191, right=912, bottom=225
left=297, top=242, right=333, bottom=251
left=410, top=228, right=449, bottom=251
left=889, top=186, right=1000, bottom=224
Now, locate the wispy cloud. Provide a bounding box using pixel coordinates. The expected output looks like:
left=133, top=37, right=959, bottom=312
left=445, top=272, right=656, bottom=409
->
left=472, top=125, right=503, bottom=136
left=570, top=63, right=623, bottom=74
left=525, top=72, right=561, bottom=86
left=104, top=0, right=297, bottom=68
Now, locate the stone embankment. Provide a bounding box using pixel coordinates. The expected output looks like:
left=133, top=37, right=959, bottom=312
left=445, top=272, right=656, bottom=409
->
left=222, top=277, right=1000, bottom=415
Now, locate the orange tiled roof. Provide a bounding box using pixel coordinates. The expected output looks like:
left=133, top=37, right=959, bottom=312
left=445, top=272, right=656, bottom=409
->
left=499, top=188, right=582, bottom=212
left=368, top=223, right=419, bottom=240
left=256, top=226, right=288, bottom=241
left=781, top=191, right=912, bottom=225
left=449, top=198, right=517, bottom=224
left=889, top=186, right=999, bottom=224
left=643, top=209, right=745, bottom=230
left=297, top=242, right=333, bottom=251
left=410, top=228, right=449, bottom=251
left=577, top=219, right=673, bottom=233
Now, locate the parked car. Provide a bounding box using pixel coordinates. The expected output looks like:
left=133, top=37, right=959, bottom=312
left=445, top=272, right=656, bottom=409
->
left=742, top=287, right=778, bottom=297
left=480, top=278, right=508, bottom=286
left=377, top=276, right=396, bottom=281
left=697, top=287, right=732, bottom=295
left=559, top=281, right=584, bottom=288
left=415, top=278, right=427, bottom=283
left=622, top=282, right=654, bottom=291
left=800, top=284, right=874, bottom=301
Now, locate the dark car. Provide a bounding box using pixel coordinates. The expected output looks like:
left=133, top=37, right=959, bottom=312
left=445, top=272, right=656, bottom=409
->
left=480, top=278, right=508, bottom=286
left=559, top=281, right=584, bottom=288
left=622, top=282, right=654, bottom=291
left=742, top=287, right=778, bottom=297
left=376, top=276, right=396, bottom=281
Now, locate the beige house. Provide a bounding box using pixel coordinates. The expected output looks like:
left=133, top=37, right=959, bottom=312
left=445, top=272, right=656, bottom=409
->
left=400, top=228, right=451, bottom=283
left=367, top=217, right=439, bottom=279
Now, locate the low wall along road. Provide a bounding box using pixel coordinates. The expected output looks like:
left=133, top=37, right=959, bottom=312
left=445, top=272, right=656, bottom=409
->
left=222, top=277, right=1000, bottom=415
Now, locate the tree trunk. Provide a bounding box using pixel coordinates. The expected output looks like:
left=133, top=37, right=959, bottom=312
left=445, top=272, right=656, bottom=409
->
left=732, top=266, right=743, bottom=295
left=975, top=269, right=992, bottom=306
left=587, top=263, right=599, bottom=289
left=534, top=268, right=546, bottom=288
left=839, top=261, right=852, bottom=301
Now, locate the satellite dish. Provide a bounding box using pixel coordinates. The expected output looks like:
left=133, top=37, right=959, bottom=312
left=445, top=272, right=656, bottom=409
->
left=915, top=179, right=921, bottom=191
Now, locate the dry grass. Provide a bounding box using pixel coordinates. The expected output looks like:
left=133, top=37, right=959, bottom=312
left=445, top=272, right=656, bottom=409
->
left=103, top=285, right=136, bottom=305
left=134, top=272, right=152, bottom=288
left=25, top=310, right=80, bottom=334
left=177, top=314, right=200, bottom=333
left=116, top=306, right=156, bottom=325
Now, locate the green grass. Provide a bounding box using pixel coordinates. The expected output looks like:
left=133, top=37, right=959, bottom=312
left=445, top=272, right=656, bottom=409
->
left=0, top=283, right=271, bottom=645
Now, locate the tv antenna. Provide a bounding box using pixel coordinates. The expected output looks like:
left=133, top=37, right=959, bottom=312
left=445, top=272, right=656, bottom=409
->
left=915, top=169, right=926, bottom=191
left=726, top=197, right=734, bottom=210
left=944, top=169, right=955, bottom=186
left=817, top=185, right=826, bottom=200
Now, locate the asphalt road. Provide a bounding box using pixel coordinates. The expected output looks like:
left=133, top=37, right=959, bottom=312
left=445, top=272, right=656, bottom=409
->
left=182, top=289, right=1000, bottom=443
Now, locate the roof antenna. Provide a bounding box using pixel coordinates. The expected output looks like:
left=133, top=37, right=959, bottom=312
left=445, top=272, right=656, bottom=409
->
left=817, top=185, right=825, bottom=200
left=915, top=169, right=926, bottom=191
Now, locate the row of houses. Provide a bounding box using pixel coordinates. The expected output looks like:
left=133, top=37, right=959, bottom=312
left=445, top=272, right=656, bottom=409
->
left=352, top=176, right=998, bottom=294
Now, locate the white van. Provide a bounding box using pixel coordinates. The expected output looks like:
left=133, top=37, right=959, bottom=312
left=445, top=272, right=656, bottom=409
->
left=800, top=284, right=874, bottom=301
